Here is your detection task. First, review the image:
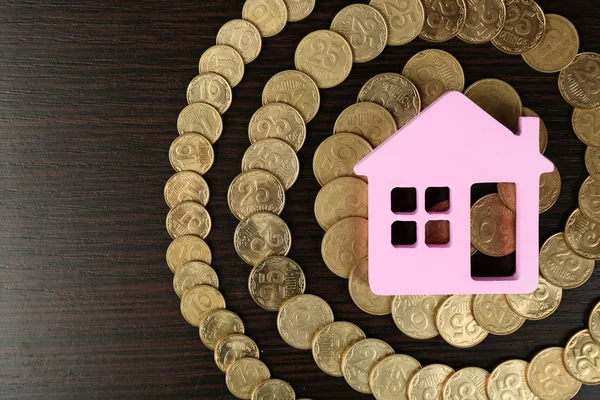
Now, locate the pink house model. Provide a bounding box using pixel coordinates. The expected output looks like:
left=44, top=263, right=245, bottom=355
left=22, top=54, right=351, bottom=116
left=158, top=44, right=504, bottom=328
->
left=354, top=91, right=554, bottom=296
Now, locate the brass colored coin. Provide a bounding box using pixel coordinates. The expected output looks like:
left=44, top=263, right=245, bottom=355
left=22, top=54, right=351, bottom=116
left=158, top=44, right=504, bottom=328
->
left=226, top=357, right=271, bottom=400
left=294, top=30, right=353, bottom=89
left=342, top=339, right=395, bottom=394
left=369, top=0, right=425, bottom=46
left=369, top=354, right=421, bottom=400
left=262, top=70, right=320, bottom=123
left=199, top=45, right=245, bottom=88
left=169, top=133, right=215, bottom=175
left=166, top=201, right=211, bottom=239
left=564, top=329, right=600, bottom=384
left=527, top=347, right=582, bottom=400
left=228, top=170, right=285, bottom=221
left=559, top=52, right=600, bottom=109
left=242, top=138, right=300, bottom=190
left=464, top=78, right=523, bottom=132
left=283, top=0, right=315, bottom=22
left=487, top=360, right=537, bottom=400
left=277, top=294, right=334, bottom=350
left=472, top=294, right=525, bottom=335
left=348, top=258, right=393, bottom=316
left=470, top=194, right=516, bottom=257
left=248, top=256, right=306, bottom=311
left=442, top=367, right=489, bottom=400
left=590, top=301, right=600, bottom=344
left=248, top=103, right=307, bottom=152
left=173, top=261, right=219, bottom=298
left=251, top=379, right=295, bottom=400
left=176, top=102, right=223, bottom=144
left=491, top=0, right=545, bottom=55
left=199, top=309, right=245, bottom=351
left=539, top=233, right=595, bottom=289
left=498, top=167, right=561, bottom=213
left=579, top=176, right=600, bottom=223
left=523, top=107, right=548, bottom=153
left=166, top=235, right=212, bottom=273
left=586, top=146, right=600, bottom=181
left=242, top=0, right=288, bottom=38
left=418, top=0, right=466, bottom=43
left=322, top=217, right=369, bottom=279
left=392, top=295, right=448, bottom=340
left=216, top=19, right=262, bottom=64
left=402, top=49, right=465, bottom=108
left=564, top=208, right=600, bottom=260
left=407, top=364, right=454, bottom=400
left=312, top=321, right=366, bottom=377
left=214, top=334, right=260, bottom=373
left=333, top=102, right=398, bottom=147
left=436, top=295, right=488, bottom=348
left=180, top=284, right=226, bottom=327
left=234, top=212, right=291, bottom=266
left=506, top=277, right=562, bottom=320
left=164, top=171, right=210, bottom=209
left=522, top=14, right=579, bottom=73
left=313, top=133, right=373, bottom=187
left=573, top=108, right=600, bottom=147
left=358, top=72, right=421, bottom=128
left=315, top=177, right=369, bottom=230
left=457, top=0, right=506, bottom=44
left=330, top=4, right=388, bottom=63
left=186, top=72, right=232, bottom=114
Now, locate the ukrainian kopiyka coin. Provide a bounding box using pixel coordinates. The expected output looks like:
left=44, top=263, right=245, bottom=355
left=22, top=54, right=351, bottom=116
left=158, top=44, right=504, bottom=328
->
left=392, top=295, right=449, bottom=340
left=173, top=261, right=219, bottom=298
left=186, top=72, right=232, bottom=114
left=248, top=102, right=306, bottom=152
left=443, top=367, right=489, bottom=400
left=262, top=70, right=320, bottom=124
left=176, top=102, right=223, bottom=144
left=198, top=44, right=245, bottom=88
left=166, top=201, right=211, bottom=239
left=312, top=321, right=366, bottom=377
left=348, top=258, right=393, bottom=316
left=214, top=333, right=260, bottom=373
left=228, top=169, right=285, bottom=221
left=491, top=0, right=545, bottom=55
left=587, top=146, right=600, bottom=181
left=242, top=138, right=300, bottom=190
left=458, top=0, right=506, bottom=44
left=369, top=0, right=424, bottom=46
left=472, top=294, right=525, bottom=335
left=425, top=200, right=450, bottom=245
left=564, top=208, right=600, bottom=260
left=199, top=309, right=244, bottom=351
left=564, top=329, right=600, bottom=385
left=180, top=284, right=226, bottom=327
left=559, top=52, right=600, bottom=109
left=573, top=107, right=600, bottom=147
left=369, top=354, right=421, bottom=400
left=251, top=379, right=295, bottom=400
left=506, top=277, right=562, bottom=320
left=333, top=102, right=397, bottom=147
left=315, top=177, right=368, bottom=230
left=590, top=301, right=600, bottom=345
left=579, top=176, right=600, bottom=223
left=166, top=235, right=212, bottom=273
left=464, top=78, right=523, bottom=132
left=216, top=19, right=262, bottom=64
left=248, top=256, right=306, bottom=311
left=164, top=171, right=210, bottom=209
left=470, top=194, right=516, bottom=257
left=436, top=295, right=488, bottom=348
left=522, top=107, right=548, bottom=153
left=242, top=0, right=288, bottom=37
left=342, top=339, right=395, bottom=394
left=234, top=212, right=291, bottom=266
left=407, top=364, right=454, bottom=400
left=277, top=294, right=334, bottom=350
left=418, top=0, right=466, bottom=43
left=226, top=357, right=270, bottom=400
left=313, top=133, right=373, bottom=186
left=539, top=233, right=595, bottom=289
left=487, top=360, right=538, bottom=400
left=498, top=167, right=561, bottom=213
left=527, top=347, right=582, bottom=400
left=321, top=217, right=368, bottom=279
left=169, top=133, right=215, bottom=175
left=283, top=0, right=316, bottom=22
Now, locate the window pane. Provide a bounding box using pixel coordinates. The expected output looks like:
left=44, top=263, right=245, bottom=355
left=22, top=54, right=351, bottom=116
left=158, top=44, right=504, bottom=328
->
left=391, top=187, right=417, bottom=213
left=391, top=221, right=417, bottom=245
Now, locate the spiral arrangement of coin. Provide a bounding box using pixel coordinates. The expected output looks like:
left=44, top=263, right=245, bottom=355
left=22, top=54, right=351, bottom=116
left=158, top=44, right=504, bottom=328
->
left=165, top=0, right=600, bottom=399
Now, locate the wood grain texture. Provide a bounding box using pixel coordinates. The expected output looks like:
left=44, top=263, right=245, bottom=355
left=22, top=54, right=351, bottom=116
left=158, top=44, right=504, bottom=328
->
left=0, top=0, right=599, bottom=398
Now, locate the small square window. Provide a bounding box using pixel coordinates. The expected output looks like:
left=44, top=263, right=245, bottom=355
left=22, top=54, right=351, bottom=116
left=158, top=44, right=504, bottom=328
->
left=425, top=220, right=450, bottom=245
left=391, top=187, right=417, bottom=213
left=391, top=221, right=417, bottom=246
left=426, top=187, right=450, bottom=212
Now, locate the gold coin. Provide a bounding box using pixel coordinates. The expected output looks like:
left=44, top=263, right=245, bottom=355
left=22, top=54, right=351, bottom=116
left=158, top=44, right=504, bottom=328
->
left=487, top=359, right=537, bottom=400
left=443, top=367, right=489, bottom=400
left=186, top=72, right=232, bottom=114
left=313, top=133, right=373, bottom=186
left=579, top=176, right=600, bottom=223
left=407, top=364, right=454, bottom=400
left=262, top=70, right=320, bottom=123
left=166, top=201, right=211, bottom=239
left=173, top=261, right=219, bottom=298
left=349, top=258, right=393, bottom=316
left=248, top=102, right=306, bottom=152
left=228, top=170, right=286, bottom=221
left=294, top=30, right=353, bottom=89
left=248, top=256, right=306, bottom=311
left=312, top=321, right=366, bottom=377
left=464, top=78, right=523, bottom=132
left=216, top=19, right=262, bottom=64
left=199, top=309, right=245, bottom=351
left=330, top=4, right=388, bottom=63
left=559, top=52, right=600, bottom=109
left=470, top=193, right=516, bottom=257
left=242, top=138, right=300, bottom=190
left=498, top=167, right=561, bottom=213
left=402, top=49, right=465, bottom=108
left=369, top=354, right=421, bottom=400
left=169, top=133, right=215, bottom=175
left=419, top=0, right=466, bottom=43
left=472, top=294, right=525, bottom=335
left=587, top=146, right=600, bottom=181
left=234, top=212, right=291, bottom=266
left=342, top=339, right=395, bottom=394
left=590, top=301, right=600, bottom=344
left=166, top=235, right=212, bottom=273
left=539, top=233, right=595, bottom=289
left=242, top=0, right=288, bottom=38
left=358, top=72, right=421, bottom=128
left=214, top=333, right=260, bottom=373
left=457, top=0, right=506, bottom=44
left=573, top=108, right=600, bottom=147
left=564, top=329, right=600, bottom=385
left=315, top=177, right=369, bottom=230
left=177, top=102, right=223, bottom=144
left=522, top=14, right=579, bottom=73
left=283, top=0, right=315, bottom=22
left=198, top=45, right=245, bottom=88
left=322, top=217, right=369, bottom=279
left=527, top=347, right=582, bottom=400
left=491, top=0, right=545, bottom=55
left=369, top=0, right=424, bottom=46
left=564, top=208, right=600, bottom=260
left=180, top=284, right=226, bottom=327
left=251, top=379, right=295, bottom=400
left=436, top=295, right=488, bottom=348
left=277, top=294, right=334, bottom=350
left=333, top=102, right=398, bottom=147
left=226, top=357, right=271, bottom=400
left=164, top=171, right=210, bottom=209
left=523, top=107, right=548, bottom=153
left=392, top=295, right=448, bottom=340
left=506, top=276, right=562, bottom=320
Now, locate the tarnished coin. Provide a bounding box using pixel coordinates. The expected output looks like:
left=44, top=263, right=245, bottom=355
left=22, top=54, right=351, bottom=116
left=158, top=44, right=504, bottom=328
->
left=564, top=329, right=600, bottom=384
left=443, top=367, right=489, bottom=400
left=315, top=177, right=368, bottom=230
left=284, top=0, right=315, bottom=22
left=262, top=70, right=320, bottom=123
left=358, top=73, right=421, bottom=128
left=564, top=208, right=600, bottom=260
left=498, top=167, right=562, bottom=213
left=277, top=294, right=334, bottom=350
left=248, top=102, right=306, bottom=152
left=242, top=138, right=300, bottom=190
left=392, top=295, right=448, bottom=340
left=523, top=107, right=548, bottom=153
left=330, top=4, right=388, bottom=63
left=369, top=0, right=424, bottom=46
left=173, top=261, right=219, bottom=298
left=180, top=284, right=226, bottom=327
left=540, top=233, right=595, bottom=289
left=491, top=0, right=545, bottom=55
left=573, top=108, right=600, bottom=147
left=216, top=19, right=262, bottom=64
left=458, top=0, right=506, bottom=44
left=169, top=133, right=215, bottom=175
left=164, top=171, right=210, bottom=209
left=369, top=354, right=421, bottom=400
left=590, top=301, right=600, bottom=344
left=407, top=364, right=454, bottom=400
left=214, top=334, right=260, bottom=373
left=587, top=146, right=600, bottom=181
left=226, top=357, right=271, bottom=400
left=419, top=0, right=466, bottom=43
left=166, top=235, right=212, bottom=273
left=166, top=201, right=211, bottom=239
left=579, top=176, right=600, bottom=223
left=342, top=339, right=395, bottom=394
left=186, top=72, right=232, bottom=114
left=251, top=379, right=295, bottom=400
left=436, top=295, right=488, bottom=348
left=176, top=102, right=223, bottom=144
left=199, top=309, right=244, bottom=351
left=248, top=256, right=306, bottom=311
left=312, top=321, right=366, bottom=377
left=234, top=212, right=291, bottom=266
left=402, top=49, right=465, bottom=108
left=487, top=360, right=537, bottom=400
left=349, top=258, right=393, bottom=316
left=464, top=78, right=523, bottom=132
left=470, top=194, right=516, bottom=257
left=425, top=200, right=450, bottom=245
left=242, top=0, right=288, bottom=38
left=199, top=45, right=245, bottom=88
left=527, top=347, right=582, bottom=400
left=313, top=133, right=373, bottom=186
left=559, top=52, right=600, bottom=109
left=472, top=294, right=525, bottom=335
left=522, top=14, right=579, bottom=73
left=322, top=217, right=369, bottom=279
left=506, top=277, right=562, bottom=320
left=228, top=170, right=285, bottom=221
left=334, top=102, right=397, bottom=147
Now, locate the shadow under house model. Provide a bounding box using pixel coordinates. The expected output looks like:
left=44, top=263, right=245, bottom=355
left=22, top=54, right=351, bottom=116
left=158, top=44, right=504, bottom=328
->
left=354, top=91, right=554, bottom=296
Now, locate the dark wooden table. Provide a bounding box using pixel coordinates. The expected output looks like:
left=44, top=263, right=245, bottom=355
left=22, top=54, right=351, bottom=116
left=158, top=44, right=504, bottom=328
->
left=1, top=0, right=600, bottom=398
